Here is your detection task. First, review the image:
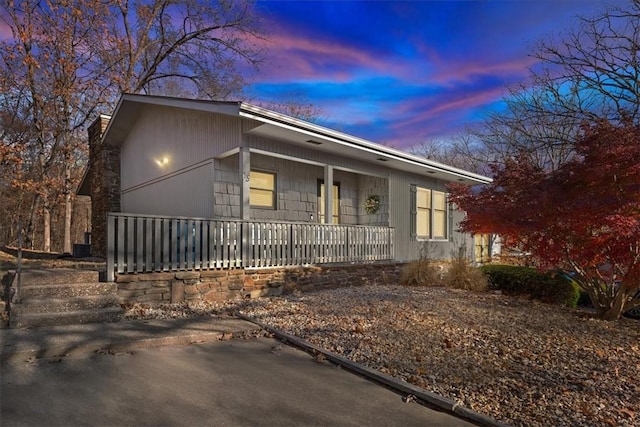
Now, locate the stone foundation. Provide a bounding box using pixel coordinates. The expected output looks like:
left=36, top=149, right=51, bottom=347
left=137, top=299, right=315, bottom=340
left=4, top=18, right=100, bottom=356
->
left=115, top=262, right=404, bottom=304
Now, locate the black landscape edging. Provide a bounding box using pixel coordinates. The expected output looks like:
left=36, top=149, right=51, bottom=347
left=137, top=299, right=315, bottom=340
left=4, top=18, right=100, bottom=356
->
left=239, top=314, right=511, bottom=427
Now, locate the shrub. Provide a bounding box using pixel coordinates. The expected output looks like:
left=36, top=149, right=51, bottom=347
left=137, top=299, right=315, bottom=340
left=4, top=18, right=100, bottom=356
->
left=400, top=260, right=442, bottom=287
left=577, top=290, right=592, bottom=307
left=480, top=265, right=580, bottom=308
left=446, top=254, right=488, bottom=292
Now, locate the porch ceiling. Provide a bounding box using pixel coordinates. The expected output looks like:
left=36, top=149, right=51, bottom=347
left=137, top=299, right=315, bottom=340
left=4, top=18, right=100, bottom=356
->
left=245, top=123, right=477, bottom=184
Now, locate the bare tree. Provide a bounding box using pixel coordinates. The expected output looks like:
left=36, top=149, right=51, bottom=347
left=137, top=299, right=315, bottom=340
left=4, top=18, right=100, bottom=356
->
left=468, top=0, right=640, bottom=172
left=411, top=134, right=492, bottom=176
left=534, top=0, right=640, bottom=122
left=97, top=0, right=264, bottom=100
left=0, top=0, right=264, bottom=253
left=249, top=91, right=325, bottom=122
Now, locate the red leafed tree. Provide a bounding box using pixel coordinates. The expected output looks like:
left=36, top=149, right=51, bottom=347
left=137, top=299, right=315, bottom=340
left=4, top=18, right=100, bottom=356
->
left=450, top=119, right=640, bottom=320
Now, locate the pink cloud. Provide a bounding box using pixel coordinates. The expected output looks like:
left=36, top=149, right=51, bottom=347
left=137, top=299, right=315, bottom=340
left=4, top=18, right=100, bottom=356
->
left=428, top=57, right=537, bottom=86
left=409, top=39, right=538, bottom=86
left=391, top=86, right=507, bottom=132
left=249, top=23, right=411, bottom=83
left=247, top=16, right=539, bottom=93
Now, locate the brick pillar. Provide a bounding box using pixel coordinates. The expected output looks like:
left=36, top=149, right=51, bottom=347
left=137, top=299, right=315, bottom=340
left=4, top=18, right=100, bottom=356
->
left=88, top=115, right=120, bottom=258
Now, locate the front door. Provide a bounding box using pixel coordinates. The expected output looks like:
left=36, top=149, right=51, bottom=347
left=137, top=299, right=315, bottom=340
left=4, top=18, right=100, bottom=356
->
left=318, top=180, right=339, bottom=224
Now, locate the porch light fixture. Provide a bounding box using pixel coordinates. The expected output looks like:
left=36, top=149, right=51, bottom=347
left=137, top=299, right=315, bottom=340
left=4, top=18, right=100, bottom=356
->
left=306, top=139, right=323, bottom=145
left=155, top=156, right=170, bottom=167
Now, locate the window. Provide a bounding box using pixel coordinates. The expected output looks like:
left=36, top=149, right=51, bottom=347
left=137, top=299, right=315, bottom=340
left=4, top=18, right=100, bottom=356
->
left=318, top=180, right=340, bottom=224
left=416, top=187, right=431, bottom=237
left=250, top=170, right=276, bottom=209
left=474, top=234, right=491, bottom=263
left=412, top=186, right=447, bottom=240
left=432, top=191, right=447, bottom=239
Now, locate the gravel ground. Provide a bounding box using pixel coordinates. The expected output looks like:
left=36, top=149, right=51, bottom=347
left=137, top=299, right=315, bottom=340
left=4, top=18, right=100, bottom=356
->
left=123, top=285, right=640, bottom=427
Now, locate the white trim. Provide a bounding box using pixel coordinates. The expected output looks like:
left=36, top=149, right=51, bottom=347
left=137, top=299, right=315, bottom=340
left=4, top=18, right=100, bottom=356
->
left=121, top=159, right=213, bottom=194
left=216, top=147, right=240, bottom=159
left=250, top=148, right=325, bottom=167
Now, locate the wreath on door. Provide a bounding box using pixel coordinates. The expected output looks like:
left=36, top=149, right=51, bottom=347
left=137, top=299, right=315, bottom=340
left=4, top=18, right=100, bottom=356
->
left=364, top=195, right=380, bottom=215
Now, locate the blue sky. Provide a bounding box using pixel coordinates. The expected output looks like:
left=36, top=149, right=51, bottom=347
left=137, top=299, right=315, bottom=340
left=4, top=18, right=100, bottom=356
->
left=247, top=0, right=622, bottom=150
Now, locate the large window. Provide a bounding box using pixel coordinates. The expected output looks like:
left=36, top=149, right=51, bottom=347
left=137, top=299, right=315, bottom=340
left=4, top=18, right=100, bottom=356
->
left=250, top=170, right=276, bottom=209
left=413, top=186, right=447, bottom=240
left=318, top=180, right=340, bottom=224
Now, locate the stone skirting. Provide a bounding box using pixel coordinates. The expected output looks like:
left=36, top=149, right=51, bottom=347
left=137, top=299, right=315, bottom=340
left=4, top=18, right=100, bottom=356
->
left=115, top=262, right=404, bottom=304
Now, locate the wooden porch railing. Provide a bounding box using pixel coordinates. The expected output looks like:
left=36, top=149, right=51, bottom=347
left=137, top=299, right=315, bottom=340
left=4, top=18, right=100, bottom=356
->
left=106, top=213, right=394, bottom=281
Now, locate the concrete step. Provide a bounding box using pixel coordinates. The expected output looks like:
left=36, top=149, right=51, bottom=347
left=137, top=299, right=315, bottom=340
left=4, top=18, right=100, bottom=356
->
left=15, top=269, right=100, bottom=286
left=10, top=306, right=124, bottom=329
left=11, top=295, right=121, bottom=314
left=18, top=282, right=118, bottom=300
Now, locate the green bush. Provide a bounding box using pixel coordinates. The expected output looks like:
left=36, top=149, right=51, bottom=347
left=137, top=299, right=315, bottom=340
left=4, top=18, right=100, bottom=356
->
left=400, top=260, right=442, bottom=287
left=576, top=288, right=592, bottom=307
left=480, top=265, right=580, bottom=308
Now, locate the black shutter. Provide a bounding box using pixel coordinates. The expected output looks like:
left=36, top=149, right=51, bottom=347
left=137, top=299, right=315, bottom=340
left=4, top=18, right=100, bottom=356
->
left=410, top=184, right=417, bottom=240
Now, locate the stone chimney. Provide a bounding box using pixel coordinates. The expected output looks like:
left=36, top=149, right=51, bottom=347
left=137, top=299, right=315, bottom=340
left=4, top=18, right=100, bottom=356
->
left=88, top=115, right=121, bottom=258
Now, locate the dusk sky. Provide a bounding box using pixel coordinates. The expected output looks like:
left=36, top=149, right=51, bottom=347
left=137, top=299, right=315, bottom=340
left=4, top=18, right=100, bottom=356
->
left=248, top=0, right=623, bottom=150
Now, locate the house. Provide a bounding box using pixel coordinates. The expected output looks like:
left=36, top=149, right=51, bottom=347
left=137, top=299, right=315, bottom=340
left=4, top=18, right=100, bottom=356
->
left=78, top=94, right=492, bottom=282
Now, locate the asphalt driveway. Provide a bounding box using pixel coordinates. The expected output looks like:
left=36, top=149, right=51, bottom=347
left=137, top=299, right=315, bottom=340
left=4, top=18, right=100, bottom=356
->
left=1, top=337, right=475, bottom=426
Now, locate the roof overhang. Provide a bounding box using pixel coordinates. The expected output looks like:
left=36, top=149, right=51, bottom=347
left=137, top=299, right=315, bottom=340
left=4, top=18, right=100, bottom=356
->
left=79, top=93, right=491, bottom=197
left=238, top=103, right=492, bottom=184
left=102, top=94, right=242, bottom=147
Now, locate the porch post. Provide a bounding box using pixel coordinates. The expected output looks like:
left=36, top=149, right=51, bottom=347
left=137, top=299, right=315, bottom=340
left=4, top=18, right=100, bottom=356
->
left=239, top=147, right=251, bottom=268
left=324, top=165, right=333, bottom=224
left=239, top=147, right=250, bottom=220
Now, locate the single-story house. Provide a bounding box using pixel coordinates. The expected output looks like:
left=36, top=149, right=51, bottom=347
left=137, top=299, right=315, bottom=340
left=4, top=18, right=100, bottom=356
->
left=78, top=94, right=492, bottom=281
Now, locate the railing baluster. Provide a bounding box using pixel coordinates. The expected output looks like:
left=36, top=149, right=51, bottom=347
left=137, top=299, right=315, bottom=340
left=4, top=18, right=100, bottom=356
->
left=117, top=215, right=125, bottom=274
left=145, top=217, right=153, bottom=272
left=107, top=214, right=115, bottom=281
left=126, top=216, right=135, bottom=273
left=162, top=218, right=169, bottom=271
left=106, top=213, right=394, bottom=275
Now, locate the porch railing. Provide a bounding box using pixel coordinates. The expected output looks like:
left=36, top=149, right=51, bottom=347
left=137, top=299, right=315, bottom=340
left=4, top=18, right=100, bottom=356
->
left=106, top=213, right=394, bottom=281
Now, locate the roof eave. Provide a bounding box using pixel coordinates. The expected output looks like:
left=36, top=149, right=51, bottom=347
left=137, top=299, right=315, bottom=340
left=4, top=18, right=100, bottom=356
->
left=239, top=102, right=492, bottom=185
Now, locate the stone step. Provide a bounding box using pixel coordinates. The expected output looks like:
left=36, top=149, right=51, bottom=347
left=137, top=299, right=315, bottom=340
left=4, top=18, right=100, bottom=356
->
left=15, top=269, right=101, bottom=286
left=11, top=295, right=121, bottom=314
left=10, top=306, right=124, bottom=329
left=17, top=282, right=118, bottom=300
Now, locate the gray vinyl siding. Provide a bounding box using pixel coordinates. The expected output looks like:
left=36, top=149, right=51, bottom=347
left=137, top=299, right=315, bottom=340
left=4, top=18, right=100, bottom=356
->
left=213, top=153, right=367, bottom=224
left=389, top=170, right=472, bottom=261
left=116, top=106, right=475, bottom=261
left=121, top=105, right=241, bottom=192
left=121, top=161, right=213, bottom=217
